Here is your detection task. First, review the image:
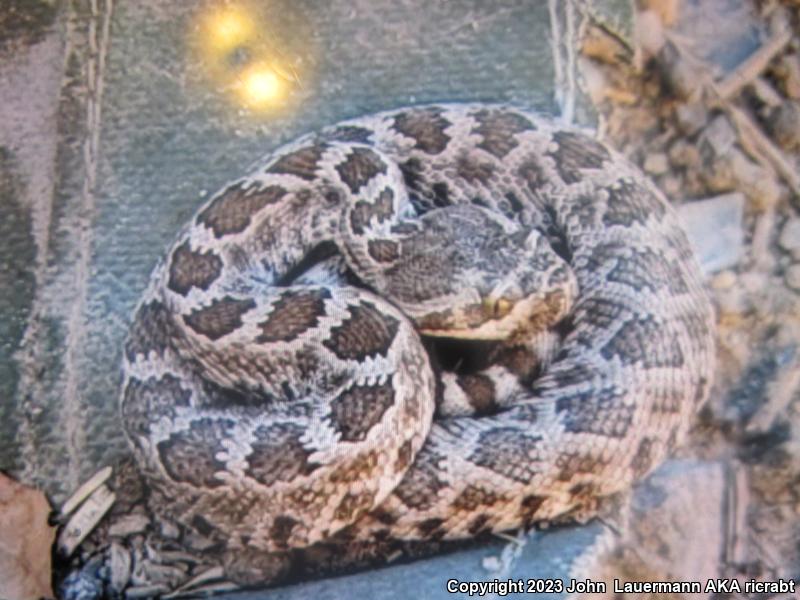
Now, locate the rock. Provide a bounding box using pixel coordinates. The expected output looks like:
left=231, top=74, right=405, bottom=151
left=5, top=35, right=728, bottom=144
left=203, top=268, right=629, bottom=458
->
left=779, top=218, right=800, bottom=253
left=740, top=271, right=768, bottom=295
left=659, top=174, right=683, bottom=198
left=768, top=101, right=800, bottom=152
left=658, top=41, right=705, bottom=100
left=643, top=0, right=680, bottom=25
left=160, top=521, right=180, bottom=540
left=668, top=139, right=701, bottom=168
left=711, top=270, right=737, bottom=290
left=675, top=102, right=708, bottom=136
left=109, top=543, right=132, bottom=594
left=732, top=153, right=781, bottom=209
left=715, top=285, right=748, bottom=316
left=701, top=114, right=737, bottom=158
left=108, top=514, right=150, bottom=538
left=635, top=10, right=667, bottom=60
left=676, top=192, right=745, bottom=274
left=786, top=264, right=800, bottom=292
left=707, top=149, right=781, bottom=209
left=625, top=460, right=725, bottom=585
left=643, top=152, right=669, bottom=175
left=751, top=77, right=784, bottom=108
left=776, top=52, right=800, bottom=100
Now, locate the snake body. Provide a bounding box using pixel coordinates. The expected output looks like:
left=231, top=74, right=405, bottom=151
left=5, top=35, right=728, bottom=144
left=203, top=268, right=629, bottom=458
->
left=121, top=104, right=715, bottom=568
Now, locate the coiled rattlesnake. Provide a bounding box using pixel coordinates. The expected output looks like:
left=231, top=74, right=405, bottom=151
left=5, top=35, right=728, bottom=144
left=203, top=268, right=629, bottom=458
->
left=120, top=104, right=715, bottom=578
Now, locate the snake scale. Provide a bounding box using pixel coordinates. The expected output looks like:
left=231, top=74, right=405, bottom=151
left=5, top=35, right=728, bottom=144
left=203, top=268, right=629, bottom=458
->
left=119, top=104, right=715, bottom=584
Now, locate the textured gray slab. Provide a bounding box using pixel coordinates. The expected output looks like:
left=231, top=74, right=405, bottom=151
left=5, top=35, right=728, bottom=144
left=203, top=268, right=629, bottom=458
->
left=3, top=0, right=573, bottom=497
left=224, top=524, right=609, bottom=600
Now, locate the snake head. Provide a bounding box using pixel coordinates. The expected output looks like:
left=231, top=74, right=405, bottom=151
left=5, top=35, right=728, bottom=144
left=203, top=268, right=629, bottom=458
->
left=377, top=204, right=577, bottom=340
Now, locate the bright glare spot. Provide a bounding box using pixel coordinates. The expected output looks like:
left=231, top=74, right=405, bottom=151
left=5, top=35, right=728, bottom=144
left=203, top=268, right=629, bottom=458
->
left=206, top=7, right=253, bottom=53
left=240, top=67, right=284, bottom=107
left=190, top=2, right=304, bottom=115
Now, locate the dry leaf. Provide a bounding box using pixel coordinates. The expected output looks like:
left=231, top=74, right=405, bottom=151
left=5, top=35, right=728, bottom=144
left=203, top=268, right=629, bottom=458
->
left=0, top=472, right=55, bottom=600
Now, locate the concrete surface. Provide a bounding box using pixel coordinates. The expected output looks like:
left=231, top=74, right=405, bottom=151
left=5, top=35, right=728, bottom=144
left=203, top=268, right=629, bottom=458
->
left=2, top=0, right=577, bottom=496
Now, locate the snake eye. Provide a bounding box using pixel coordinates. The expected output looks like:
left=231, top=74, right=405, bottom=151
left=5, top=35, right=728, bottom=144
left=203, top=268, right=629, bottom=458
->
left=486, top=298, right=514, bottom=319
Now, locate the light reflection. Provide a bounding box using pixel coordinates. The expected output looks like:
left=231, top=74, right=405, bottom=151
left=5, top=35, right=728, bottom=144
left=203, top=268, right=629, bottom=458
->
left=190, top=1, right=306, bottom=113
left=204, top=5, right=254, bottom=54
left=239, top=65, right=284, bottom=107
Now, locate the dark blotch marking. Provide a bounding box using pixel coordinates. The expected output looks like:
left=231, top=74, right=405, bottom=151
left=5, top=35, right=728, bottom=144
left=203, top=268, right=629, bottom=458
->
left=555, top=386, right=633, bottom=438
left=469, top=428, right=542, bottom=483
left=191, top=515, right=216, bottom=537
left=630, top=437, right=655, bottom=479
left=602, top=179, right=666, bottom=227
left=256, top=288, right=330, bottom=343
left=349, top=187, right=395, bottom=235
left=394, top=440, right=414, bottom=473
left=455, top=374, right=497, bottom=416
left=183, top=296, right=256, bottom=341
left=472, top=108, right=535, bottom=158
left=518, top=494, right=547, bottom=525
left=542, top=204, right=572, bottom=262
left=456, top=154, right=495, bottom=185
left=653, top=386, right=684, bottom=414
left=518, top=157, right=547, bottom=191
left=321, top=126, right=373, bottom=143
left=390, top=221, right=420, bottom=236
left=267, top=144, right=328, bottom=181
left=604, top=246, right=688, bottom=295
left=399, top=157, right=423, bottom=192
left=323, top=301, right=399, bottom=361
left=371, top=508, right=398, bottom=525
left=601, top=316, right=684, bottom=368
left=564, top=194, right=599, bottom=228
left=367, top=238, right=400, bottom=263
left=329, top=451, right=379, bottom=484
left=335, top=147, right=388, bottom=193
left=492, top=344, right=542, bottom=386
left=505, top=191, right=524, bottom=213
left=167, top=242, right=223, bottom=296
left=125, top=300, right=173, bottom=361
left=452, top=485, right=498, bottom=511
left=553, top=315, right=576, bottom=339
left=276, top=240, right=338, bottom=286
left=431, top=182, right=450, bottom=207
left=545, top=361, right=596, bottom=389
left=693, top=376, right=709, bottom=407
left=270, top=515, right=299, bottom=549
left=549, top=131, right=611, bottom=184
left=572, top=297, right=628, bottom=337
left=198, top=183, right=286, bottom=237
left=392, top=108, right=451, bottom=155
left=246, top=422, right=319, bottom=486
left=157, top=417, right=235, bottom=488
left=557, top=454, right=609, bottom=483
left=567, top=481, right=601, bottom=502
left=395, top=450, right=448, bottom=510
left=468, top=513, right=492, bottom=535
left=416, top=517, right=446, bottom=539
left=334, top=491, right=375, bottom=522
left=122, top=374, right=191, bottom=437
left=199, top=375, right=280, bottom=410
left=330, top=379, right=395, bottom=442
